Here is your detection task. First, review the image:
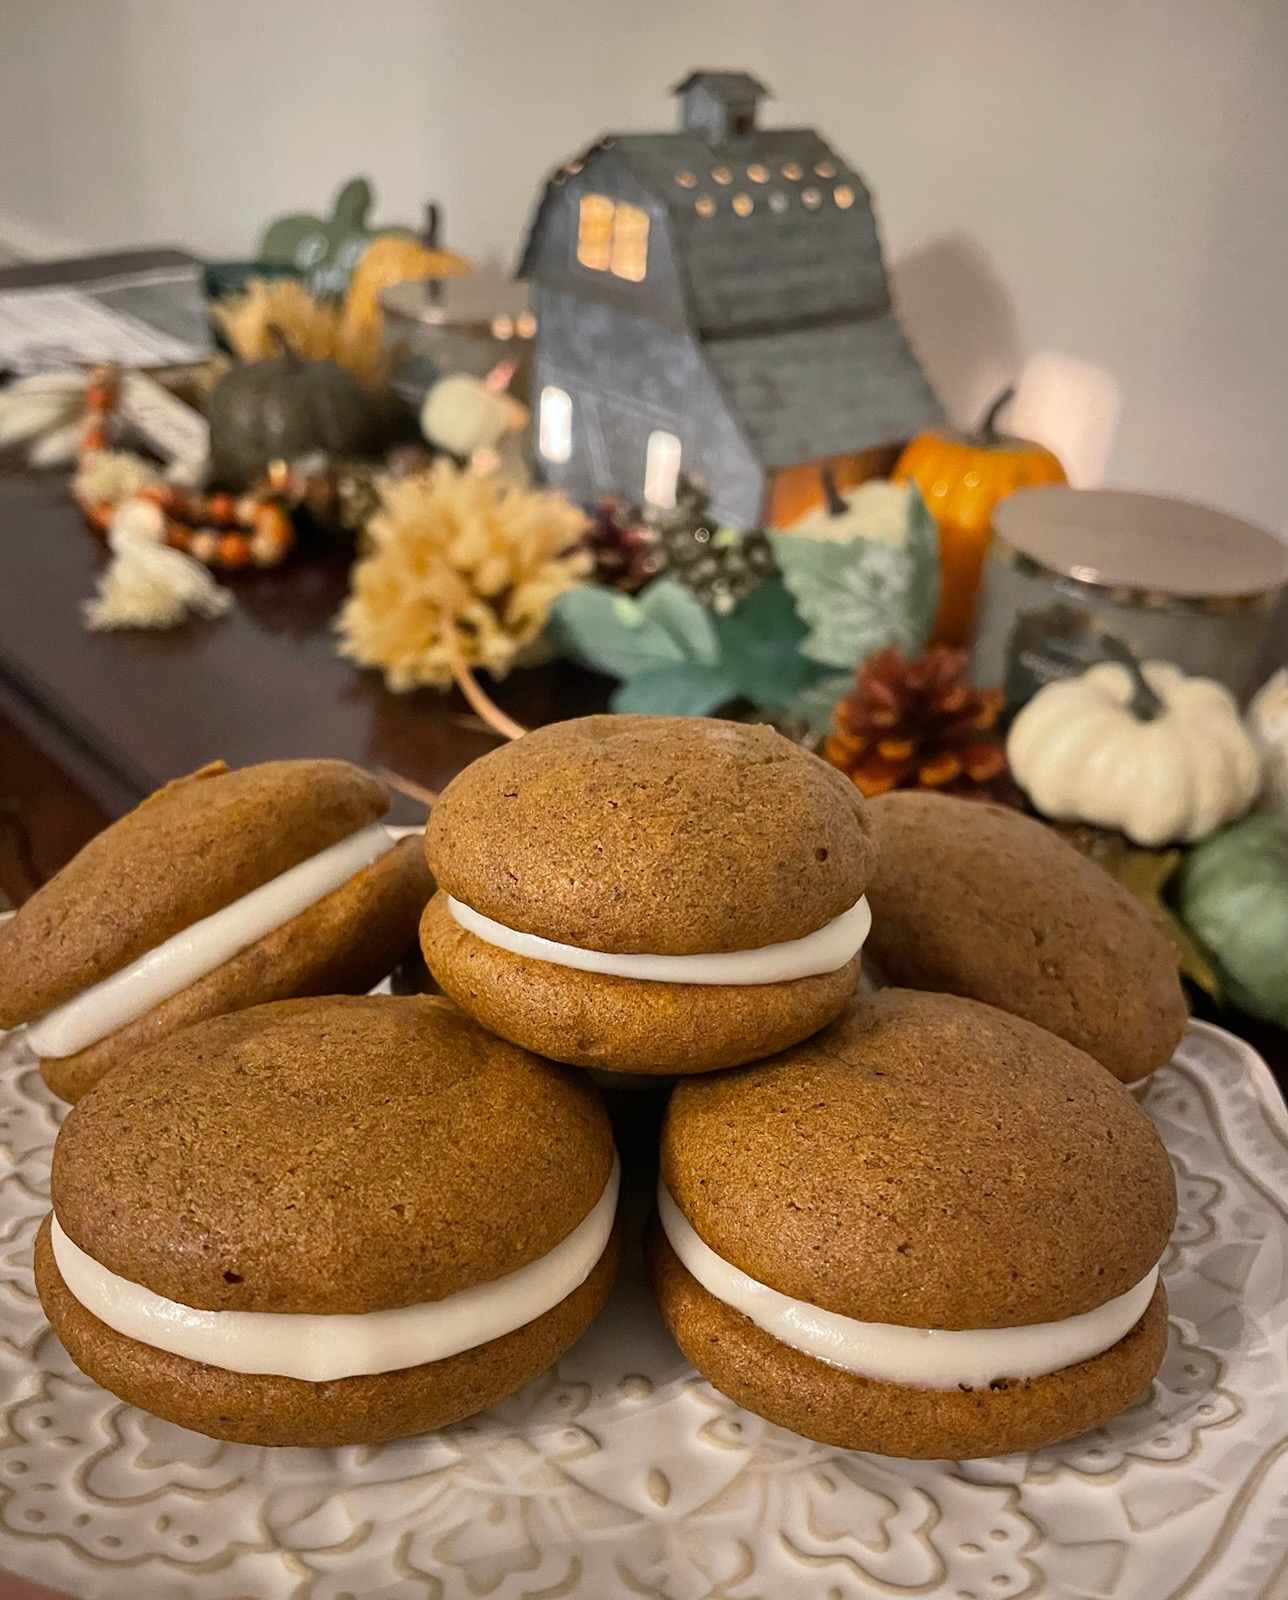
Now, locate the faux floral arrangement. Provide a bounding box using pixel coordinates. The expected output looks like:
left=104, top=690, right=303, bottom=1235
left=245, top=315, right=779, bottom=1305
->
left=548, top=474, right=942, bottom=731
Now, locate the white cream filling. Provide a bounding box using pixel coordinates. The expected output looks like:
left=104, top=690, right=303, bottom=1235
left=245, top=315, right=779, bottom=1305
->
left=27, top=824, right=395, bottom=1059
left=658, top=1184, right=1160, bottom=1390
left=51, top=1158, right=619, bottom=1382
left=447, top=894, right=871, bottom=986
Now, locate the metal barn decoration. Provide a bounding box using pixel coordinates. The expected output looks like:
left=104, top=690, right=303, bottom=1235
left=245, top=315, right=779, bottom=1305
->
left=518, top=71, right=942, bottom=527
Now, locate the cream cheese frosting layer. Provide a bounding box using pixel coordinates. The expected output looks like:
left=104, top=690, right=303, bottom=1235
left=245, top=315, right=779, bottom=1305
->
left=51, top=1158, right=620, bottom=1382
left=658, top=1183, right=1160, bottom=1390
left=27, top=824, right=394, bottom=1059
left=447, top=894, right=872, bottom=986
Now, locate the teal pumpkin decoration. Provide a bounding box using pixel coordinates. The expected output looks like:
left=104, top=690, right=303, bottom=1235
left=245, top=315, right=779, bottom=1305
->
left=258, top=177, right=414, bottom=297
left=207, top=332, right=377, bottom=488
left=1178, top=809, right=1288, bottom=1026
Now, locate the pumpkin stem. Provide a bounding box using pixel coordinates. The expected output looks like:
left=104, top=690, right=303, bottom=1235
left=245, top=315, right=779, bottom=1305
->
left=1099, top=634, right=1164, bottom=722
left=977, top=386, right=1016, bottom=443
left=820, top=464, right=847, bottom=517
left=443, top=622, right=527, bottom=741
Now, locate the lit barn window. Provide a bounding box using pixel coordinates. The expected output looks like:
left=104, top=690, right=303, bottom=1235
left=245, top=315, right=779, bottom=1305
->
left=833, top=184, right=856, bottom=209
left=576, top=195, right=614, bottom=271
left=694, top=195, right=716, bottom=218
left=711, top=166, right=733, bottom=186
left=747, top=163, right=769, bottom=183
left=732, top=193, right=753, bottom=217
left=675, top=170, right=697, bottom=188
left=610, top=203, right=649, bottom=282
left=644, top=430, right=682, bottom=507
left=815, top=160, right=837, bottom=179
left=538, top=386, right=573, bottom=463
left=781, top=161, right=803, bottom=180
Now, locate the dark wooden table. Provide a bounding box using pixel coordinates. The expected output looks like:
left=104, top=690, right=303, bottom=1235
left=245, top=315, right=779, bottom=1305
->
left=0, top=472, right=609, bottom=834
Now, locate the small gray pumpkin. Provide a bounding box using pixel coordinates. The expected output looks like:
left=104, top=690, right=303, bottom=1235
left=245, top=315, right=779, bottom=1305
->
left=208, top=328, right=377, bottom=488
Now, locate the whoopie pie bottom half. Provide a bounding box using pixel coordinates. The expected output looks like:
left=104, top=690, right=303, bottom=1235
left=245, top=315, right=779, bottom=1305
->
left=420, top=892, right=861, bottom=1074
left=35, top=1217, right=622, bottom=1449
left=647, top=1227, right=1167, bottom=1460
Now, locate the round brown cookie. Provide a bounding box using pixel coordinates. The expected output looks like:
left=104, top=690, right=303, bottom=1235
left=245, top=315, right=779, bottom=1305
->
left=42, top=837, right=432, bottom=1104
left=664, top=990, right=1174, bottom=1328
left=42, top=996, right=619, bottom=1446
left=37, top=1215, right=622, bottom=1448
left=648, top=1226, right=1167, bottom=1459
left=53, top=996, right=613, bottom=1310
left=0, top=759, right=388, bottom=1027
left=422, top=715, right=875, bottom=1074
left=862, top=791, right=1187, bottom=1082
left=654, top=990, right=1175, bottom=1458
left=425, top=715, right=875, bottom=954
left=421, top=891, right=858, bottom=1073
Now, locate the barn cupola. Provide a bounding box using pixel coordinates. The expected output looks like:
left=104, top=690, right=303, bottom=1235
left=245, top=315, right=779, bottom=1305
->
left=673, top=70, right=769, bottom=142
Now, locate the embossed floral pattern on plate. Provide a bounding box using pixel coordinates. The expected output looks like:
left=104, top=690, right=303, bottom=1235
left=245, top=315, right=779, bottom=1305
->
left=0, top=1018, right=1285, bottom=1600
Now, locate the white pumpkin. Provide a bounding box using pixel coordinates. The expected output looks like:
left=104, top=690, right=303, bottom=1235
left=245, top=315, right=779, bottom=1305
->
left=1007, top=651, right=1262, bottom=846
left=782, top=475, right=912, bottom=543
left=1248, top=667, right=1288, bottom=812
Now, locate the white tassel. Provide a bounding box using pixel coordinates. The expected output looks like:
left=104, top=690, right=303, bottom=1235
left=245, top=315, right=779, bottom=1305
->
left=82, top=497, right=233, bottom=631
left=0, top=371, right=87, bottom=456
left=27, top=419, right=85, bottom=468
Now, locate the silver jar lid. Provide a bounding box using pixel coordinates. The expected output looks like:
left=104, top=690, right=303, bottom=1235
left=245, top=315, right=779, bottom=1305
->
left=993, top=487, right=1287, bottom=601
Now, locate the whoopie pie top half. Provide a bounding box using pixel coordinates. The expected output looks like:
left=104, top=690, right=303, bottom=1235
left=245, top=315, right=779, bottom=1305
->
left=863, top=792, right=1188, bottom=1080
left=426, top=716, right=876, bottom=956
left=51, top=997, right=613, bottom=1316
left=0, top=759, right=390, bottom=1029
left=662, top=989, right=1176, bottom=1331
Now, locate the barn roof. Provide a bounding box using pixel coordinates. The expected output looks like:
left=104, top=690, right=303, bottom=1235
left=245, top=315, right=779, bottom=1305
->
left=704, top=316, right=941, bottom=469
left=519, top=129, right=892, bottom=336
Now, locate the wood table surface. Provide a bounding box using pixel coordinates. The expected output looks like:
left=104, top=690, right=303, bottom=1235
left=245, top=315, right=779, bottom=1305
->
left=0, top=470, right=1284, bottom=1600
left=0, top=473, right=610, bottom=823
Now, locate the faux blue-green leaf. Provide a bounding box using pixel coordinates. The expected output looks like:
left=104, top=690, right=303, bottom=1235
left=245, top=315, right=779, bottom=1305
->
left=610, top=663, right=737, bottom=716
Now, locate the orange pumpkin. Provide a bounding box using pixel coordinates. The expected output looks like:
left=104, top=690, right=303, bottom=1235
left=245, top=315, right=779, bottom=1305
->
left=893, top=388, right=1066, bottom=646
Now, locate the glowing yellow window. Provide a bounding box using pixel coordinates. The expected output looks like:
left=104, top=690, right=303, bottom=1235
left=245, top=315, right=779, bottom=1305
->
left=610, top=203, right=649, bottom=282
left=576, top=195, right=614, bottom=271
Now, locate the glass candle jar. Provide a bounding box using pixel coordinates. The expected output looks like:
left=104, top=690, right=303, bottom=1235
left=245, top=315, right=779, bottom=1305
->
left=971, top=487, right=1286, bottom=708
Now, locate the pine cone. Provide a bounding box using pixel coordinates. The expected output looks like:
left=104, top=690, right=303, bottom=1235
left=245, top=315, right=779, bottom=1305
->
left=586, top=497, right=664, bottom=593
left=823, top=646, right=1020, bottom=803
left=650, top=476, right=776, bottom=613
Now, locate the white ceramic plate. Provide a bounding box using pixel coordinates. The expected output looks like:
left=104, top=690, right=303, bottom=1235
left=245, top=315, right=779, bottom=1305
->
left=1, top=1018, right=1286, bottom=1600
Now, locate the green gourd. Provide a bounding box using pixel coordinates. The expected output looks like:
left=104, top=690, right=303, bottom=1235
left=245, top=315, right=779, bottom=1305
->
left=207, top=329, right=377, bottom=489
left=1178, top=809, right=1288, bottom=1026
left=259, top=177, right=414, bottom=297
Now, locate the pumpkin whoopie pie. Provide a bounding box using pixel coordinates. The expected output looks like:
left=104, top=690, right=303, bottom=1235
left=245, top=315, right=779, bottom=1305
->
left=0, top=759, right=431, bottom=1102
left=650, top=989, right=1175, bottom=1460
left=36, top=996, right=621, bottom=1447
left=862, top=792, right=1187, bottom=1082
left=421, top=715, right=876, bottom=1075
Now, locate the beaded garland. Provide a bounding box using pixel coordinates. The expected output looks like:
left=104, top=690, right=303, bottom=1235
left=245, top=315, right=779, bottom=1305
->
left=74, top=368, right=296, bottom=571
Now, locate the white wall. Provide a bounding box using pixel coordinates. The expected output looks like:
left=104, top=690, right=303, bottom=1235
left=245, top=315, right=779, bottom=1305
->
left=3, top=0, right=1285, bottom=533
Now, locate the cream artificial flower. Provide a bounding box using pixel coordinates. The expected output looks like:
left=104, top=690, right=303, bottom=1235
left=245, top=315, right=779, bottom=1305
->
left=335, top=461, right=589, bottom=692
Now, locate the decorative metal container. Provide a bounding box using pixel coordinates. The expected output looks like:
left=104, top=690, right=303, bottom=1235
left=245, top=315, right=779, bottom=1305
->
left=972, top=487, right=1287, bottom=707
left=381, top=276, right=535, bottom=403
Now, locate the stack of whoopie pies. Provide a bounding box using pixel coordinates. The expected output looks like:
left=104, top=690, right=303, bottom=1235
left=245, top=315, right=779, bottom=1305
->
left=21, top=717, right=1185, bottom=1460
